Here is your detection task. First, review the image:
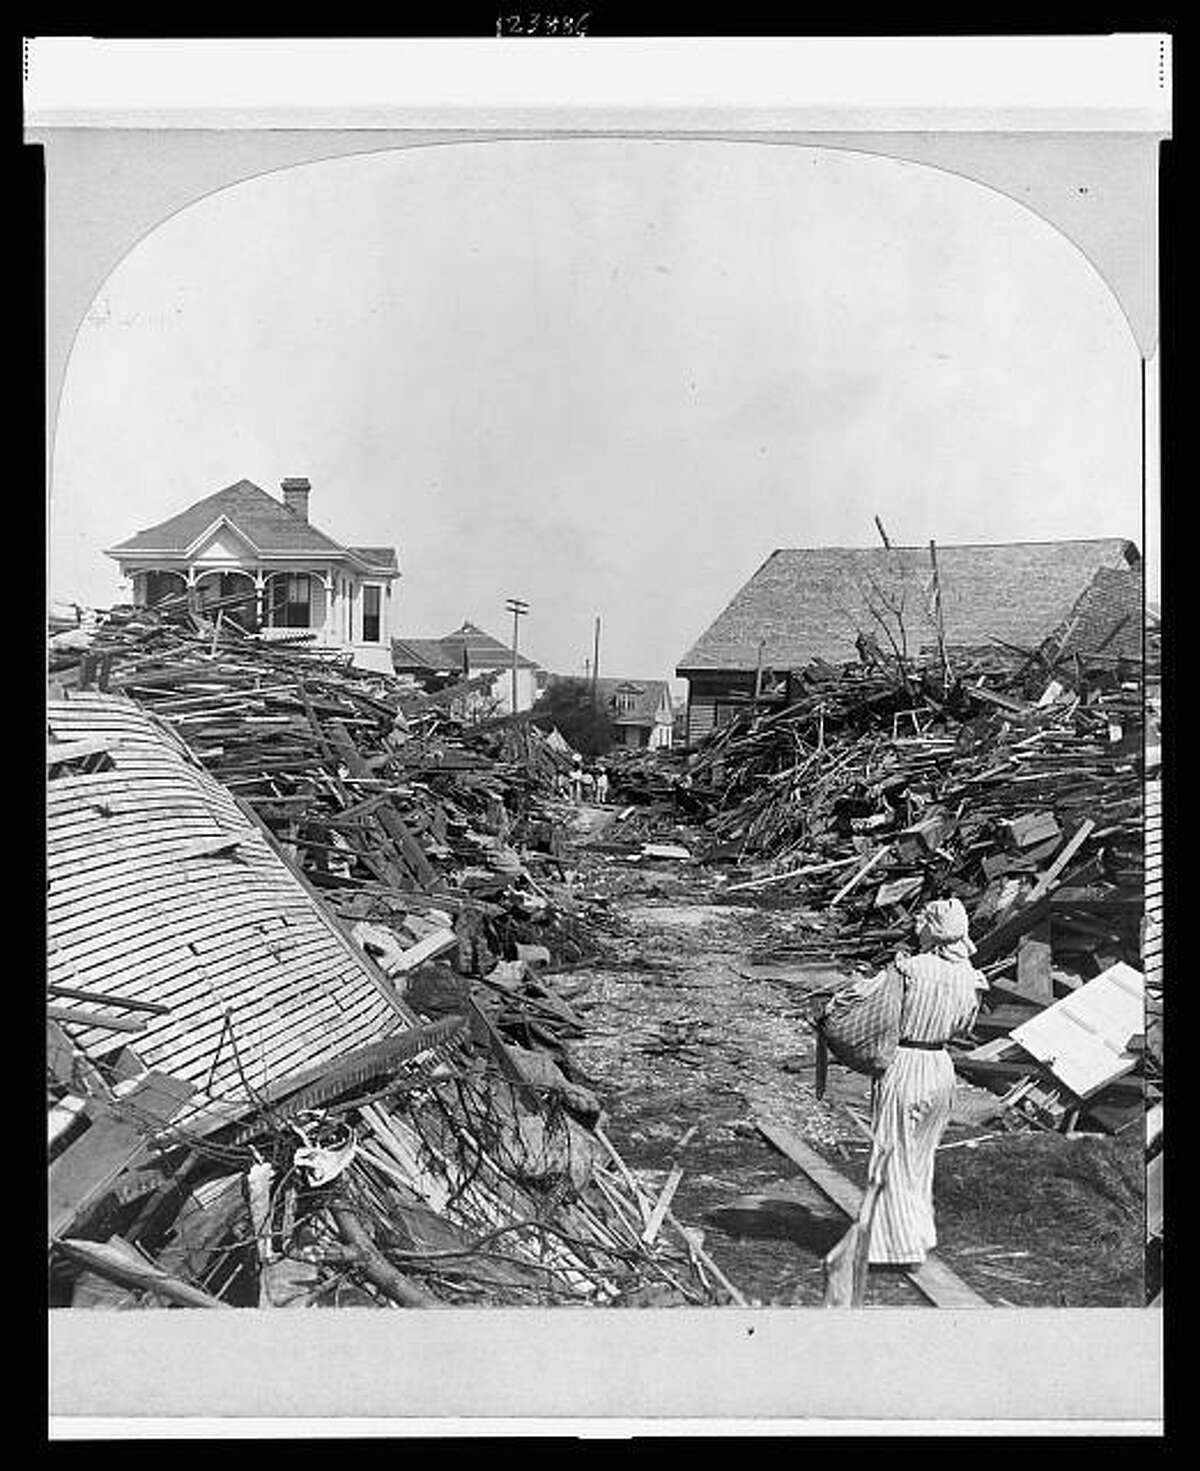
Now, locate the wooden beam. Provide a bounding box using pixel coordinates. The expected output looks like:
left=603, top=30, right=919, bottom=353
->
left=55, top=1235, right=233, bottom=1309
left=756, top=1118, right=989, bottom=1309
left=1026, top=819, right=1097, bottom=904
left=327, top=720, right=441, bottom=890
left=49, top=1073, right=195, bottom=1238
left=47, top=1005, right=148, bottom=1034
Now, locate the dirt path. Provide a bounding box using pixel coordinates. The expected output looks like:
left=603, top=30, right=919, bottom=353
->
left=556, top=814, right=1146, bottom=1308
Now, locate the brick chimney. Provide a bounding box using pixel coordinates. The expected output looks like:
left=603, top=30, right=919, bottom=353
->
left=281, top=477, right=311, bottom=521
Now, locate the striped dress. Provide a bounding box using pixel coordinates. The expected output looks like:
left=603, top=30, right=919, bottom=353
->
left=866, top=951, right=986, bottom=1265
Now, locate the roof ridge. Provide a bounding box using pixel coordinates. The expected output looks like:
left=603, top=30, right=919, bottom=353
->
left=768, top=537, right=1135, bottom=553
left=105, top=477, right=395, bottom=564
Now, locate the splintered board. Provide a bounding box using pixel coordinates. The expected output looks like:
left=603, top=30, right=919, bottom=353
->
left=1008, top=961, right=1144, bottom=1100
left=755, top=1118, right=989, bottom=1309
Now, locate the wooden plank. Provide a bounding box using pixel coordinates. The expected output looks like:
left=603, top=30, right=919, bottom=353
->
left=46, top=983, right=171, bottom=1016
left=55, top=1236, right=232, bottom=1310
left=824, top=1148, right=891, bottom=1307
left=1147, top=1153, right=1163, bottom=1239
left=1015, top=928, right=1055, bottom=1002
left=47, top=736, right=121, bottom=764
left=1146, top=1103, right=1163, bottom=1150
left=47, top=1005, right=148, bottom=1035
left=830, top=845, right=891, bottom=906
left=48, top=1072, right=195, bottom=1238
left=641, top=1164, right=685, bottom=1247
left=1026, top=819, right=1097, bottom=904
left=972, top=894, right=1052, bottom=967
left=756, top=1118, right=989, bottom=1308
left=1010, top=961, right=1144, bottom=1100
left=386, top=928, right=460, bottom=977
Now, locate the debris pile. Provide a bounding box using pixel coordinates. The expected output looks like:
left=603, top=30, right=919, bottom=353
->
left=660, top=645, right=1153, bottom=1138
left=48, top=604, right=729, bottom=1309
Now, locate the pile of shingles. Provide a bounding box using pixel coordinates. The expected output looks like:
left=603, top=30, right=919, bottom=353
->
left=675, top=643, right=1154, bottom=1137
left=48, top=602, right=732, bottom=1308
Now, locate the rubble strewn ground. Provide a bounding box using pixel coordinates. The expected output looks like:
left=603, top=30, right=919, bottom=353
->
left=562, top=828, right=1145, bottom=1306
left=47, top=601, right=1157, bottom=1309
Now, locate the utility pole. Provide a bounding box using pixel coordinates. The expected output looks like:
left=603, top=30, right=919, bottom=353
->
left=591, top=615, right=601, bottom=706
left=754, top=638, right=765, bottom=701
left=505, top=597, right=529, bottom=714
left=928, top=540, right=952, bottom=689
left=874, top=515, right=892, bottom=550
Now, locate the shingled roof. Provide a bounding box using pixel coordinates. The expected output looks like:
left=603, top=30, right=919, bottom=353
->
left=391, top=637, right=470, bottom=673
left=677, top=539, right=1139, bottom=673
left=348, top=545, right=400, bottom=573
left=391, top=622, right=540, bottom=674
left=106, top=479, right=397, bottom=572
left=1050, top=563, right=1145, bottom=662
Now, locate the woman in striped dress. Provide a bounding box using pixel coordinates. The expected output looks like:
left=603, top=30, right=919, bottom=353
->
left=867, top=898, right=988, bottom=1267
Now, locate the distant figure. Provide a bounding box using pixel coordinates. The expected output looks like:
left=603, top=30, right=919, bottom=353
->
left=580, top=769, right=596, bottom=803
left=595, top=769, right=610, bottom=805
left=570, top=756, right=585, bottom=804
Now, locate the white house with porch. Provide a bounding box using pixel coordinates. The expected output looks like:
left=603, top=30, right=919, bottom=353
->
left=104, top=478, right=400, bottom=673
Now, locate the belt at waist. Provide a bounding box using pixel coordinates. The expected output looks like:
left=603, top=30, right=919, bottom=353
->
left=897, top=1038, right=947, bottom=1051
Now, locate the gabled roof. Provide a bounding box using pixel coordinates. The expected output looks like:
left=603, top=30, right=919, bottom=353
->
left=442, top=622, right=541, bottom=671
left=391, top=622, right=541, bottom=675
left=591, top=676, right=673, bottom=727
left=677, top=539, right=1139, bottom=673
left=105, top=479, right=398, bottom=572
left=391, top=637, right=470, bottom=673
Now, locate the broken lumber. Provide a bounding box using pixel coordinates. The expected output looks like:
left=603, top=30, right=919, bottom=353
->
left=641, top=1165, right=685, bottom=1247
left=55, top=1235, right=233, bottom=1309
left=756, top=1118, right=988, bottom=1308
left=823, top=1147, right=892, bottom=1308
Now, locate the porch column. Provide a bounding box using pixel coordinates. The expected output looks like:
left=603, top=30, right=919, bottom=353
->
left=320, top=571, right=335, bottom=647
left=253, top=569, right=265, bottom=631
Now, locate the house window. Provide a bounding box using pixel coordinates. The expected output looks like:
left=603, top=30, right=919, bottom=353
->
left=615, top=685, right=640, bottom=715
left=362, top=584, right=382, bottom=643
left=269, top=574, right=311, bottom=629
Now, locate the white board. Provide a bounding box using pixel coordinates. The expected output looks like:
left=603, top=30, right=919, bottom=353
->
left=1010, top=960, right=1144, bottom=1099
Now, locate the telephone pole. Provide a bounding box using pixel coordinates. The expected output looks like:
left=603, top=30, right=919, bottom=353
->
left=928, top=540, right=952, bottom=689
left=591, top=615, right=601, bottom=705
left=505, top=597, right=529, bottom=714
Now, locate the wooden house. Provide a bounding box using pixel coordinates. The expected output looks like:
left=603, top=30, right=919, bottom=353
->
left=676, top=538, right=1141, bottom=746
left=106, top=478, right=400, bottom=673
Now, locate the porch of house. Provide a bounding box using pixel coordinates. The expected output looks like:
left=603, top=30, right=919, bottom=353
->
left=129, top=566, right=393, bottom=672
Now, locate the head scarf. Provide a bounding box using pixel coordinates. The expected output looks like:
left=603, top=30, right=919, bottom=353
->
left=915, top=897, right=977, bottom=964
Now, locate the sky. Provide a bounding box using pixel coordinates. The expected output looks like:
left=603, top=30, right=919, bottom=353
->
left=49, top=138, right=1146, bottom=690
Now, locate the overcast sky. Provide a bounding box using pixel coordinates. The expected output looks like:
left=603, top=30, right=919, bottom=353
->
left=49, top=138, right=1144, bottom=686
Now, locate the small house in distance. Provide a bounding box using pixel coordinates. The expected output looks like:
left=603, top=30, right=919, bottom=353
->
left=391, top=621, right=543, bottom=716
left=105, top=478, right=400, bottom=673
left=533, top=675, right=676, bottom=752
left=676, top=538, right=1141, bottom=746
left=593, top=678, right=675, bottom=750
